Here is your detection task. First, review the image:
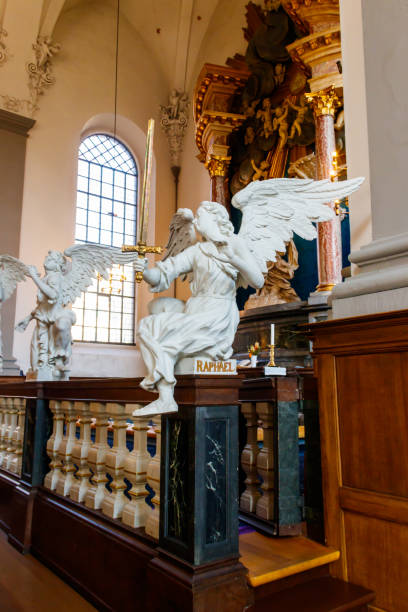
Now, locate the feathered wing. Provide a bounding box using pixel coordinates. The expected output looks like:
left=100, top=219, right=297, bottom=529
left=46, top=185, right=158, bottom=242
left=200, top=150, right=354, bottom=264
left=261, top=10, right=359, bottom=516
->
left=162, top=208, right=197, bottom=281
left=61, top=244, right=148, bottom=306
left=0, top=255, right=29, bottom=301
left=232, top=177, right=364, bottom=274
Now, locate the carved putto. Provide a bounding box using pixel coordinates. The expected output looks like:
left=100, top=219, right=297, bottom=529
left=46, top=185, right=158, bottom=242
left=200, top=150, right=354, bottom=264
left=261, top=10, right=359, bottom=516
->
left=160, top=89, right=189, bottom=167
left=12, top=245, right=145, bottom=381
left=27, top=35, right=61, bottom=112
left=132, top=177, right=363, bottom=417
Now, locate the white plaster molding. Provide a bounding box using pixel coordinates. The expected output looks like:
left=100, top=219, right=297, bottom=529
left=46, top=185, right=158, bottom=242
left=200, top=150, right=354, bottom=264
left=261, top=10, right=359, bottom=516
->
left=0, top=95, right=35, bottom=116
left=0, top=27, right=9, bottom=66
left=160, top=90, right=189, bottom=167
left=26, top=35, right=61, bottom=114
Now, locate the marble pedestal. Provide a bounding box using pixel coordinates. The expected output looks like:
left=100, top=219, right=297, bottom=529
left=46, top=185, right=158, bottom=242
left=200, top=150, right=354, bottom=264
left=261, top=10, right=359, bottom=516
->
left=160, top=403, right=239, bottom=566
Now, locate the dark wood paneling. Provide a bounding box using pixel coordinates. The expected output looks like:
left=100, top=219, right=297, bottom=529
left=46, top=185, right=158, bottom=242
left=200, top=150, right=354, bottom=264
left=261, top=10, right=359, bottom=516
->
left=31, top=489, right=157, bottom=612
left=310, top=309, right=408, bottom=611
left=344, top=512, right=408, bottom=612
left=336, top=352, right=408, bottom=497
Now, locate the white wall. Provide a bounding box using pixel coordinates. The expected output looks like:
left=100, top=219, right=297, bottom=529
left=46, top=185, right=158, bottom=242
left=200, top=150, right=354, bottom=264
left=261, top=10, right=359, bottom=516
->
left=13, top=0, right=174, bottom=375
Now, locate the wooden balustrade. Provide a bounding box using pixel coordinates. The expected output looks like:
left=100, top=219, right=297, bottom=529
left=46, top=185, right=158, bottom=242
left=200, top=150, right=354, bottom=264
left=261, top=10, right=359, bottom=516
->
left=0, top=396, right=26, bottom=476
left=122, top=409, right=150, bottom=529
left=70, top=401, right=92, bottom=503
left=145, top=415, right=161, bottom=540
left=56, top=401, right=77, bottom=497
left=239, top=375, right=304, bottom=537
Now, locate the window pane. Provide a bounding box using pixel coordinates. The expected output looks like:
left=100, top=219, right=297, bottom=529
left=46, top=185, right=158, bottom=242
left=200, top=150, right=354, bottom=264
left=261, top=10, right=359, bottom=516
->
left=115, top=171, right=125, bottom=187
left=77, top=192, right=88, bottom=208
left=122, top=330, right=134, bottom=344
left=83, top=327, right=96, bottom=342
left=87, top=227, right=99, bottom=243
left=77, top=176, right=88, bottom=191
left=126, top=175, right=136, bottom=190
left=89, top=163, right=101, bottom=180
left=97, top=328, right=109, bottom=342
left=78, top=160, right=89, bottom=177
left=89, top=179, right=100, bottom=195
left=101, top=182, right=113, bottom=198
left=88, top=211, right=99, bottom=228
left=76, top=209, right=87, bottom=225
left=125, top=205, right=136, bottom=220
left=98, top=295, right=109, bottom=310
left=88, top=195, right=100, bottom=212
left=102, top=166, right=113, bottom=184
left=96, top=311, right=109, bottom=327
left=74, top=134, right=138, bottom=345
left=113, top=217, right=124, bottom=234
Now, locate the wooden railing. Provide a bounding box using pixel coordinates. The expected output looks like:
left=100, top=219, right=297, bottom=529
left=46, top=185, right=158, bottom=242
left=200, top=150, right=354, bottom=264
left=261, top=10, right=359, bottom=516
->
left=0, top=396, right=26, bottom=476
left=238, top=370, right=321, bottom=538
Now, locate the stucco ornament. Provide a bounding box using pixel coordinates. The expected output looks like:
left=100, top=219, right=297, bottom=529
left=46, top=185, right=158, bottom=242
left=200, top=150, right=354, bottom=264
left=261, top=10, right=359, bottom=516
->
left=134, top=177, right=364, bottom=416
left=160, top=90, right=189, bottom=167
left=15, top=245, right=144, bottom=381
left=27, top=35, right=61, bottom=114
left=0, top=256, right=28, bottom=372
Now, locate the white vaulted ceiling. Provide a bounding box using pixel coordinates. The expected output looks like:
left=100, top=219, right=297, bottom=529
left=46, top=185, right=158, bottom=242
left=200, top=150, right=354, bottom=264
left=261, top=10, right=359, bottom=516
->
left=61, top=0, right=221, bottom=90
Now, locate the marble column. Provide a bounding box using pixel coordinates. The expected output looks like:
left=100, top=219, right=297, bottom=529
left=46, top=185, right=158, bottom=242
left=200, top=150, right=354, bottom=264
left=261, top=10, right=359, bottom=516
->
left=0, top=110, right=35, bottom=375
left=332, top=0, right=408, bottom=318
left=306, top=88, right=342, bottom=296
left=206, top=155, right=231, bottom=208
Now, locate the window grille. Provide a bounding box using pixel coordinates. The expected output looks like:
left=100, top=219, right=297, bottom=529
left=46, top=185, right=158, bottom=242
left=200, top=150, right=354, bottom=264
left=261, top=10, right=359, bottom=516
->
left=72, top=134, right=138, bottom=344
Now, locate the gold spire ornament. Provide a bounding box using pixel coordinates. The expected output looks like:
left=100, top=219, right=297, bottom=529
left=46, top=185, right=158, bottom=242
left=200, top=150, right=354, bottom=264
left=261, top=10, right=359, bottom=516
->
left=122, top=119, right=163, bottom=281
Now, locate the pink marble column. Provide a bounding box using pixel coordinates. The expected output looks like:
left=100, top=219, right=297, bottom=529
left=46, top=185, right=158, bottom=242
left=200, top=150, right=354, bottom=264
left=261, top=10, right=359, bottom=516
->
left=307, top=88, right=342, bottom=292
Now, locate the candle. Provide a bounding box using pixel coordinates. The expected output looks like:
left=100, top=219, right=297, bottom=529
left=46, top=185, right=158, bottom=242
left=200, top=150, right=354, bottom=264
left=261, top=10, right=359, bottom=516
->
left=270, top=323, right=274, bottom=346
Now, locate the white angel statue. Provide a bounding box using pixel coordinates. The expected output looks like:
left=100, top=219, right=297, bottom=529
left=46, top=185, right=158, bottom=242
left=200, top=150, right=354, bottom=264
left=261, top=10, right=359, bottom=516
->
left=15, top=245, right=143, bottom=381
left=0, top=255, right=28, bottom=371
left=133, top=177, right=364, bottom=416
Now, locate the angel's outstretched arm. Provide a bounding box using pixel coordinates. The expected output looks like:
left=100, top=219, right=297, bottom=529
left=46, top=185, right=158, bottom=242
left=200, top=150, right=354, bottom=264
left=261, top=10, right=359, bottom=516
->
left=133, top=259, right=161, bottom=287
left=27, top=266, right=57, bottom=301
left=134, top=247, right=194, bottom=292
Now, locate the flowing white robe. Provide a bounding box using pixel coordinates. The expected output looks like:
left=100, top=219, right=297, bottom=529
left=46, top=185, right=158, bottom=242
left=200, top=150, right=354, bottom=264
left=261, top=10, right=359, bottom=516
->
left=137, top=242, right=240, bottom=391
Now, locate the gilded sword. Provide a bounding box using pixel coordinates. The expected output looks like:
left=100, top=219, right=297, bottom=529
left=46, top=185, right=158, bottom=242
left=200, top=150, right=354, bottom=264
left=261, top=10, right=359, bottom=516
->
left=122, top=118, right=163, bottom=281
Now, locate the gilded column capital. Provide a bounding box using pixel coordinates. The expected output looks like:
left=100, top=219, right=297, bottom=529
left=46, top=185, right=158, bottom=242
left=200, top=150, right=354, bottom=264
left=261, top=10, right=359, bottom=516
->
left=305, top=86, right=341, bottom=117
left=205, top=155, right=231, bottom=178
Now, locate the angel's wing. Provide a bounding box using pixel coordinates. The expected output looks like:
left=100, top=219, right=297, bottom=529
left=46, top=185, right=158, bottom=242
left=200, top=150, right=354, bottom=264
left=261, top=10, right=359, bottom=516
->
left=232, top=177, right=364, bottom=274
left=0, top=255, right=29, bottom=301
left=61, top=244, right=146, bottom=306
left=163, top=208, right=197, bottom=261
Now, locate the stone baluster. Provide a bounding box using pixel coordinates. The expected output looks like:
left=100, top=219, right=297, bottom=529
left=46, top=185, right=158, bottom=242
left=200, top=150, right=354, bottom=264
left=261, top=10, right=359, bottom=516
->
left=70, top=401, right=92, bottom=503
left=145, top=416, right=161, bottom=540
left=240, top=402, right=261, bottom=513
left=5, top=398, right=18, bottom=471
left=255, top=402, right=275, bottom=521
left=44, top=401, right=64, bottom=490
left=85, top=402, right=109, bottom=510
left=10, top=398, right=26, bottom=475
left=101, top=403, right=129, bottom=519
left=0, top=397, right=9, bottom=467
left=56, top=401, right=77, bottom=497
left=122, top=407, right=150, bottom=528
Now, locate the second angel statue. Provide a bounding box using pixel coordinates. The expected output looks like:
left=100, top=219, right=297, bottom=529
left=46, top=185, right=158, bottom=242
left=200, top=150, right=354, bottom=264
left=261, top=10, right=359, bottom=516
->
left=134, top=176, right=363, bottom=416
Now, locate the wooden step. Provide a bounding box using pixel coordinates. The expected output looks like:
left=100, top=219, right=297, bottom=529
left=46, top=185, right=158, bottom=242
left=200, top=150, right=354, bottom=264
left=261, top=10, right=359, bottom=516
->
left=254, top=576, right=375, bottom=611
left=240, top=532, right=340, bottom=588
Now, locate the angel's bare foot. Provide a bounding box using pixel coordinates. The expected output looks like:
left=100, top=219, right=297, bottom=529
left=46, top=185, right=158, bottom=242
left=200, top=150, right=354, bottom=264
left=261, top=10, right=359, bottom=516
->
left=133, top=380, right=177, bottom=416
left=133, top=397, right=178, bottom=416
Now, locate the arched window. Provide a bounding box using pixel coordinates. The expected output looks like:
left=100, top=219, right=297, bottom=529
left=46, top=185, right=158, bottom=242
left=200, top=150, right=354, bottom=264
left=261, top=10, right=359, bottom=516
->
left=72, top=134, right=138, bottom=344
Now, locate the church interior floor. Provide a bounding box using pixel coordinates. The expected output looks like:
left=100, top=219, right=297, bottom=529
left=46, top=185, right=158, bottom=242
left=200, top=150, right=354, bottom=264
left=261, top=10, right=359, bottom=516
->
left=0, top=530, right=96, bottom=611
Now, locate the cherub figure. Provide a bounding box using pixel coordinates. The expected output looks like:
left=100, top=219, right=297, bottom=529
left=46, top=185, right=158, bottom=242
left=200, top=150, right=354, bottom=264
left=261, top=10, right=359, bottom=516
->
left=244, top=126, right=256, bottom=145
left=133, top=177, right=364, bottom=416
left=15, top=245, right=144, bottom=380
left=257, top=98, right=274, bottom=138
left=272, top=102, right=289, bottom=149
left=288, top=96, right=308, bottom=139
left=251, top=159, right=270, bottom=181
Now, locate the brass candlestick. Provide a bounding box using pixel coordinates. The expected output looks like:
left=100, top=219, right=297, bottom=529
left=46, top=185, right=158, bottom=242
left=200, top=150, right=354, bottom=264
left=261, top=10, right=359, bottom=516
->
left=267, top=344, right=276, bottom=367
